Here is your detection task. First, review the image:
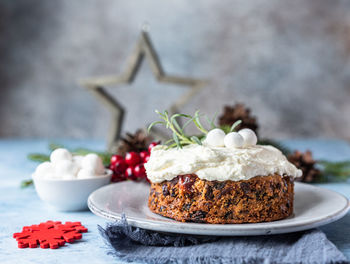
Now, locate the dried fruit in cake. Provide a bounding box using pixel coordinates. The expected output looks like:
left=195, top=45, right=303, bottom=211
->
left=149, top=174, right=294, bottom=224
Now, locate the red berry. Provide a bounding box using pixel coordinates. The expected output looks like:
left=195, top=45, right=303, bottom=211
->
left=139, top=151, right=149, bottom=160
left=125, top=152, right=141, bottom=166
left=148, top=141, right=160, bottom=153
left=143, top=155, right=150, bottom=163
left=114, top=160, right=128, bottom=174
left=125, top=166, right=136, bottom=180
left=111, top=172, right=126, bottom=182
left=133, top=164, right=146, bottom=178
left=110, top=155, right=123, bottom=165
left=109, top=164, right=116, bottom=171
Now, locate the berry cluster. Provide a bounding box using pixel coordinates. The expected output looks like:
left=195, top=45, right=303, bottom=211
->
left=109, top=142, right=159, bottom=183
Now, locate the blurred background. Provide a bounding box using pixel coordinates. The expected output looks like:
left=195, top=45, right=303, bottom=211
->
left=1, top=0, right=350, bottom=141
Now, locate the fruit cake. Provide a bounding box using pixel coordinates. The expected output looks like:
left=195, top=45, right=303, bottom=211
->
left=145, top=111, right=302, bottom=224
left=148, top=174, right=294, bottom=224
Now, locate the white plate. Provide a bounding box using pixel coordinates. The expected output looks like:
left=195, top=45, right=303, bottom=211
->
left=88, top=181, right=350, bottom=236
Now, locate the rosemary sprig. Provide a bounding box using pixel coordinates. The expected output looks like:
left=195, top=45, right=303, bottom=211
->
left=148, top=110, right=215, bottom=149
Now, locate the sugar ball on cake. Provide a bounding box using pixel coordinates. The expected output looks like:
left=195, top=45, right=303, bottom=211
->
left=238, top=128, right=258, bottom=147
left=224, top=132, right=244, bottom=148
left=205, top=128, right=226, bottom=147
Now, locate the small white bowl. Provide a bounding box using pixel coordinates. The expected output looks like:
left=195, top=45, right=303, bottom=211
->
left=32, top=169, right=113, bottom=211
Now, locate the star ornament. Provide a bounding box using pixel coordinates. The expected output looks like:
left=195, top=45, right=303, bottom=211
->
left=81, top=29, right=207, bottom=152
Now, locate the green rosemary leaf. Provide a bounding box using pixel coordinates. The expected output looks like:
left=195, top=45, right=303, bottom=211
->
left=191, top=136, right=202, bottom=145
left=164, top=110, right=169, bottom=119
left=205, top=113, right=217, bottom=129
left=210, top=111, right=218, bottom=129
left=220, top=125, right=231, bottom=134
left=182, top=115, right=196, bottom=130
left=155, top=109, right=164, bottom=117
left=166, top=142, right=178, bottom=149
left=230, top=120, right=242, bottom=132
left=205, top=115, right=212, bottom=127
left=164, top=138, right=174, bottom=145
left=171, top=113, right=192, bottom=119
left=27, top=153, right=50, bottom=163
left=148, top=121, right=165, bottom=133
left=193, top=110, right=208, bottom=133
left=172, top=118, right=183, bottom=135
left=172, top=132, right=182, bottom=149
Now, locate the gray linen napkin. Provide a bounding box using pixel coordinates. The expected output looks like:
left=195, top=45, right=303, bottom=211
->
left=98, top=215, right=348, bottom=264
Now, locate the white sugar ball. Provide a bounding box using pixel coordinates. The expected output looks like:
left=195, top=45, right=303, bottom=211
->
left=77, top=168, right=96, bottom=179
left=238, top=128, right=258, bottom=147
left=81, top=154, right=105, bottom=175
left=50, top=148, right=72, bottom=163
left=205, top=128, right=226, bottom=147
left=224, top=132, right=244, bottom=148
left=73, top=155, right=84, bottom=168
left=62, top=173, right=76, bottom=180
left=35, top=162, right=54, bottom=178
left=55, top=160, right=79, bottom=178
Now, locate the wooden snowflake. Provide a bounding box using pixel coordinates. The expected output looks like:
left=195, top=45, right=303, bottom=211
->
left=13, top=221, right=88, bottom=249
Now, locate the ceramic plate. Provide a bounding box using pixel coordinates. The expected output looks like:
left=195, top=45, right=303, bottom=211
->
left=88, top=181, right=350, bottom=236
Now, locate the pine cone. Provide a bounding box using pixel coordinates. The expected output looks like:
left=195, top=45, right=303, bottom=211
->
left=218, top=104, right=259, bottom=135
left=287, top=150, right=321, bottom=183
left=117, top=129, right=153, bottom=156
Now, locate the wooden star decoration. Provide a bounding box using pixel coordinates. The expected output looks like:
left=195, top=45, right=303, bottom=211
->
left=81, top=30, right=207, bottom=152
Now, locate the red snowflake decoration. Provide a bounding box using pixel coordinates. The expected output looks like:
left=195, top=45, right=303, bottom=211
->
left=13, top=221, right=88, bottom=249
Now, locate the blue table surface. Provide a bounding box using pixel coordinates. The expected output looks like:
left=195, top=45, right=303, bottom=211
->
left=0, top=139, right=350, bottom=263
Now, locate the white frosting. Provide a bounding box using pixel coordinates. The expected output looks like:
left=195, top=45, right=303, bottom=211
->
left=144, top=144, right=302, bottom=183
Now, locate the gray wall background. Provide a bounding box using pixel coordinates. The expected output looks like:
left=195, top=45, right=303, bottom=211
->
left=1, top=0, right=350, bottom=141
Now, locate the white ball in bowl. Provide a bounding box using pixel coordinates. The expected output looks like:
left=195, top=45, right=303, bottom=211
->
left=73, top=155, right=84, bottom=167
left=205, top=128, right=226, bottom=147
left=238, top=128, right=258, bottom=147
left=224, top=132, right=244, bottom=148
left=50, top=148, right=72, bottom=163
left=55, top=160, right=79, bottom=178
left=81, top=154, right=105, bottom=175
left=62, top=173, right=77, bottom=180
left=77, top=168, right=96, bottom=179
left=35, top=161, right=54, bottom=178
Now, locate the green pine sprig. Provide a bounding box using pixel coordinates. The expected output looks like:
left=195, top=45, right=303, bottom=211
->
left=318, top=160, right=350, bottom=182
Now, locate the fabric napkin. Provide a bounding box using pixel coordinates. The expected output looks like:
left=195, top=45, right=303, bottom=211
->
left=98, top=215, right=348, bottom=264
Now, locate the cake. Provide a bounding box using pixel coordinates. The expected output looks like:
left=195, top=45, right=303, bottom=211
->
left=145, top=111, right=302, bottom=224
